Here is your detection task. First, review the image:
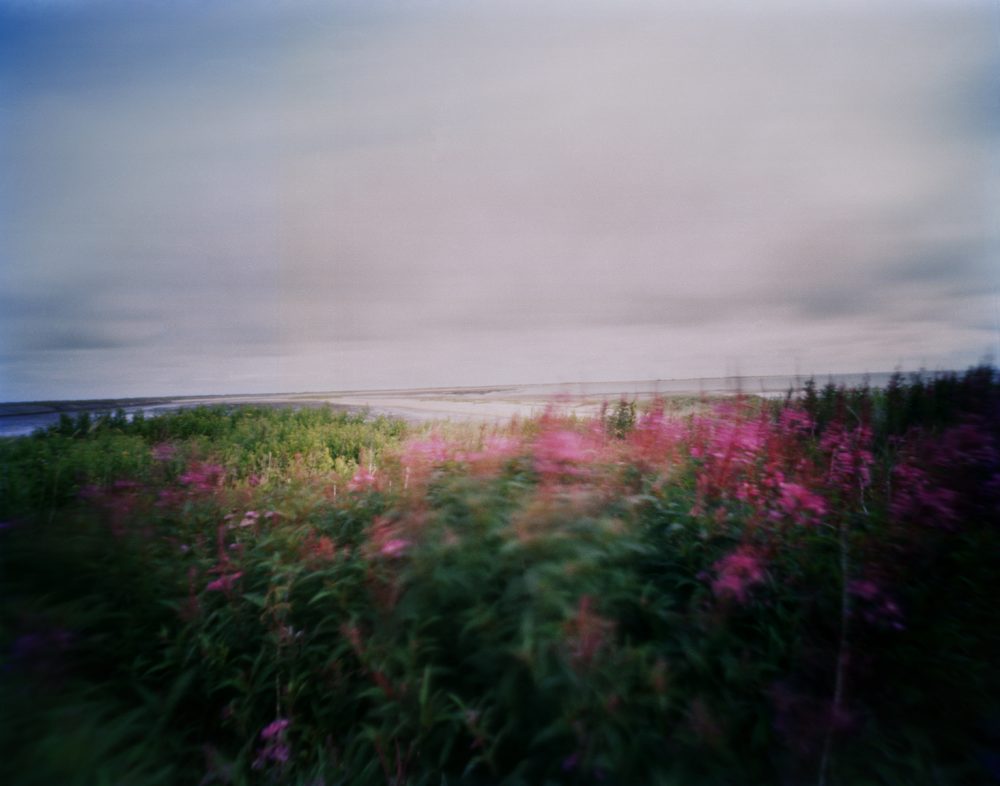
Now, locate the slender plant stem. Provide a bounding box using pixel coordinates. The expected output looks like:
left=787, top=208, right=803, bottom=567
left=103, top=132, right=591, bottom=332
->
left=818, top=514, right=852, bottom=786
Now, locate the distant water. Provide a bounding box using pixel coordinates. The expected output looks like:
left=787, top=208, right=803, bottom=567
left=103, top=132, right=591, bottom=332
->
left=0, top=371, right=902, bottom=438
left=0, top=403, right=198, bottom=438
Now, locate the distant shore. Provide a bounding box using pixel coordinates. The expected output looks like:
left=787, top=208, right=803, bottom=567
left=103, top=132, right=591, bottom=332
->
left=0, top=372, right=901, bottom=437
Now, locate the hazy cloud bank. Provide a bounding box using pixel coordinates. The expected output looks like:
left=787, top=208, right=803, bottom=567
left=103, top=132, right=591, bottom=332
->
left=1, top=0, right=997, bottom=399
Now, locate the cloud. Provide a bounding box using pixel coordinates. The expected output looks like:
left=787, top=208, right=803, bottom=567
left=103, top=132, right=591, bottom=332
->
left=1, top=0, right=997, bottom=399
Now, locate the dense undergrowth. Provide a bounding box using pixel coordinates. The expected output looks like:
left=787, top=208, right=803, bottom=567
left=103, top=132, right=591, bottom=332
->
left=1, top=369, right=998, bottom=785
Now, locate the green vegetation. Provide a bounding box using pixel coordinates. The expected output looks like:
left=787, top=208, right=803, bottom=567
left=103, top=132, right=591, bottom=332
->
left=0, top=406, right=405, bottom=520
left=2, top=370, right=998, bottom=785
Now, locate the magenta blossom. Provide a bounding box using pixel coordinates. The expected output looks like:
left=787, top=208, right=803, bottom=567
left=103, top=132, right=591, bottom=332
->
left=534, top=429, right=597, bottom=479
left=821, top=424, right=873, bottom=493
left=773, top=481, right=827, bottom=525
left=254, top=718, right=291, bottom=770
left=779, top=408, right=813, bottom=435
left=348, top=467, right=377, bottom=491
left=711, top=547, right=766, bottom=603
left=462, top=435, right=523, bottom=467
left=628, top=406, right=685, bottom=465
left=150, top=442, right=177, bottom=461
left=205, top=572, right=243, bottom=593
left=179, top=462, right=225, bottom=492
left=379, top=538, right=410, bottom=558
left=402, top=435, right=452, bottom=467
left=238, top=510, right=259, bottom=528
left=849, top=578, right=905, bottom=631
left=261, top=718, right=290, bottom=740
left=692, top=414, right=766, bottom=466
left=890, top=463, right=958, bottom=528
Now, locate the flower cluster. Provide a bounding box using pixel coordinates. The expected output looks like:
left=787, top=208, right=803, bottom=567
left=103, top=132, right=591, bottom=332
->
left=820, top=424, right=873, bottom=494
left=179, top=462, right=226, bottom=493
left=533, top=428, right=600, bottom=481
left=849, top=578, right=905, bottom=631
left=253, top=718, right=291, bottom=770
left=710, top=546, right=767, bottom=603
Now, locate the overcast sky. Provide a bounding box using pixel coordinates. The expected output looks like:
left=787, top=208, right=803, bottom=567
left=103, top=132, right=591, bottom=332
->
left=1, top=0, right=998, bottom=401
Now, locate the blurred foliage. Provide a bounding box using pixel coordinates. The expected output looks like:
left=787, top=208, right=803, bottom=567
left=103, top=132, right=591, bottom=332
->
left=1, top=368, right=999, bottom=785
left=0, top=406, right=405, bottom=520
left=604, top=399, right=637, bottom=439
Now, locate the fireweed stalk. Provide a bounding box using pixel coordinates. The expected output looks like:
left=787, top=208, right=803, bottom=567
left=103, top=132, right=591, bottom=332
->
left=818, top=420, right=873, bottom=786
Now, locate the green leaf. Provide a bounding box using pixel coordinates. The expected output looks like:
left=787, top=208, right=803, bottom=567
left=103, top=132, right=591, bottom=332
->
left=242, top=592, right=267, bottom=608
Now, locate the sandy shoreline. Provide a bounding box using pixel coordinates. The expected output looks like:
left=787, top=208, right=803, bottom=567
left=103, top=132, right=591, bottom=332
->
left=0, top=387, right=616, bottom=435
left=0, top=372, right=899, bottom=436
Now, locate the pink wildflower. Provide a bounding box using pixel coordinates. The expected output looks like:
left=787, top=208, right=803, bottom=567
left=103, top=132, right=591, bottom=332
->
left=711, top=547, right=766, bottom=603
left=468, top=435, right=522, bottom=462
left=774, top=481, right=827, bottom=525
left=534, top=429, right=596, bottom=480
left=366, top=516, right=409, bottom=561
left=736, top=469, right=784, bottom=506
left=155, top=489, right=185, bottom=508
left=238, top=510, right=259, bottom=528
left=628, top=405, right=685, bottom=465
left=348, top=467, right=377, bottom=491
left=379, top=538, right=410, bottom=558
left=254, top=718, right=291, bottom=770
left=403, top=435, right=452, bottom=466
left=150, top=442, right=177, bottom=461
left=205, top=572, right=243, bottom=593
left=483, top=435, right=520, bottom=455
left=301, top=534, right=337, bottom=565
left=261, top=719, right=290, bottom=740
left=779, top=407, right=813, bottom=435
left=695, top=413, right=766, bottom=466
left=890, top=462, right=958, bottom=528
left=821, top=424, right=873, bottom=492
left=179, top=462, right=225, bottom=492
left=935, top=422, right=998, bottom=468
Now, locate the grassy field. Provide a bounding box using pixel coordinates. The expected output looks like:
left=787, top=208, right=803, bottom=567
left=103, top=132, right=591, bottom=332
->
left=2, top=369, right=999, bottom=785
